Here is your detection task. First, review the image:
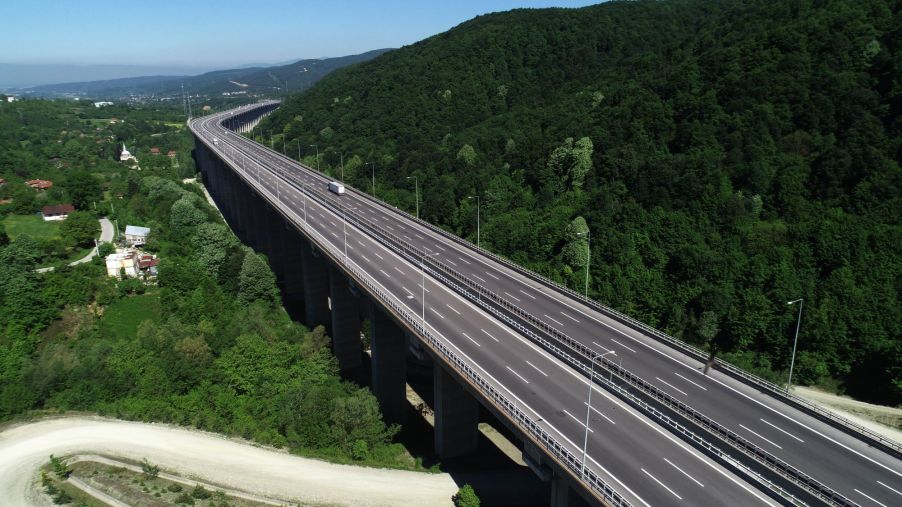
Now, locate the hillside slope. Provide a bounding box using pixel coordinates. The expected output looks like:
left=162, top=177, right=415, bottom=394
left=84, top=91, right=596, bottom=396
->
left=24, top=49, right=392, bottom=99
left=259, top=0, right=901, bottom=404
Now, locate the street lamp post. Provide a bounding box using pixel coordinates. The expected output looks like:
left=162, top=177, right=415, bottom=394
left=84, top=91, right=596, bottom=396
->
left=468, top=194, right=480, bottom=249
left=340, top=152, right=345, bottom=182
left=786, top=298, right=804, bottom=392
left=577, top=230, right=591, bottom=297
left=407, top=175, right=419, bottom=218
left=310, top=144, right=319, bottom=172
left=367, top=162, right=376, bottom=197
left=582, top=349, right=615, bottom=481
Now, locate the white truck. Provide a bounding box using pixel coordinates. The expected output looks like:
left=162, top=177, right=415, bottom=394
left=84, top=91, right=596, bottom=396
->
left=328, top=181, right=345, bottom=195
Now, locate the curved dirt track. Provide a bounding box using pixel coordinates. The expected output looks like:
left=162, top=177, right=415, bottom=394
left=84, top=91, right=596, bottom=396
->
left=0, top=416, right=457, bottom=506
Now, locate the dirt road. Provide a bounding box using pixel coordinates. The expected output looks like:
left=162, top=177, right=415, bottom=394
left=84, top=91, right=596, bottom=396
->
left=0, top=416, right=457, bottom=506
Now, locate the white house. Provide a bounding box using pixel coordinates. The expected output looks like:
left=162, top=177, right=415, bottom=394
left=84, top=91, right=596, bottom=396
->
left=41, top=204, right=75, bottom=221
left=124, top=225, right=150, bottom=246
left=105, top=250, right=139, bottom=278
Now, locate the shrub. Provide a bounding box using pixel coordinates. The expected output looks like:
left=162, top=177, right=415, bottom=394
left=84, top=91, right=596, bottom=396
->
left=167, top=483, right=183, bottom=492
left=453, top=484, right=480, bottom=507
left=174, top=492, right=194, bottom=505
left=191, top=484, right=211, bottom=499
left=49, top=455, right=70, bottom=479
left=141, top=458, right=160, bottom=478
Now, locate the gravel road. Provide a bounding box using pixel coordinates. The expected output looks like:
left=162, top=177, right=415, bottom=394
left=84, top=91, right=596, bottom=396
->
left=0, top=416, right=457, bottom=506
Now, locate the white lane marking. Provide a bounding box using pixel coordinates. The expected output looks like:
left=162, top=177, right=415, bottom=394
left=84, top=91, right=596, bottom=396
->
left=519, top=289, right=537, bottom=300
left=674, top=372, right=708, bottom=391
left=356, top=240, right=365, bottom=247
left=401, top=286, right=415, bottom=299
left=664, top=458, right=705, bottom=488
left=562, top=409, right=593, bottom=432
left=525, top=360, right=549, bottom=377
left=480, top=329, right=500, bottom=342
left=739, top=424, right=783, bottom=449
left=855, top=489, right=888, bottom=507
left=445, top=304, right=461, bottom=315
left=560, top=311, right=580, bottom=323
left=485, top=271, right=500, bottom=280
left=418, top=283, right=431, bottom=293
left=385, top=225, right=395, bottom=231
left=641, top=468, right=682, bottom=500
left=543, top=314, right=565, bottom=326
left=378, top=269, right=390, bottom=278
left=458, top=257, right=471, bottom=265
left=374, top=252, right=384, bottom=260
left=655, top=377, right=688, bottom=396
left=584, top=402, right=616, bottom=425
left=330, top=221, right=337, bottom=227
left=506, top=366, right=530, bottom=384
left=878, top=481, right=902, bottom=497
left=504, top=291, right=521, bottom=302
left=429, top=307, right=445, bottom=320
left=462, top=332, right=481, bottom=347
left=473, top=274, right=487, bottom=283
left=591, top=341, right=614, bottom=353
left=610, top=338, right=637, bottom=353
left=393, top=266, right=406, bottom=276
left=434, top=245, right=446, bottom=252
left=414, top=233, right=425, bottom=239
left=404, top=235, right=412, bottom=240
left=760, top=419, right=804, bottom=443
left=330, top=232, right=339, bottom=238
left=445, top=258, right=458, bottom=266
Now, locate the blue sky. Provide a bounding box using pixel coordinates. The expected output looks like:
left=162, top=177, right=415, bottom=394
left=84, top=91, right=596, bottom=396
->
left=3, top=0, right=600, bottom=68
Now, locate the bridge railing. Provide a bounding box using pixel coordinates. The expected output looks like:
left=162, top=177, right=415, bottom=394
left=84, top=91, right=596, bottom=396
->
left=197, top=120, right=633, bottom=507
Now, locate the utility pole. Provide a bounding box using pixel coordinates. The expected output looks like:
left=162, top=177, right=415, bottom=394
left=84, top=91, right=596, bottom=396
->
left=407, top=175, right=419, bottom=218
left=787, top=298, right=804, bottom=392
left=577, top=230, right=591, bottom=297
left=468, top=194, right=480, bottom=248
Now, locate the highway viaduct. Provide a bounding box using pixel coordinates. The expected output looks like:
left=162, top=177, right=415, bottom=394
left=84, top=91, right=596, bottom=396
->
left=190, top=102, right=902, bottom=507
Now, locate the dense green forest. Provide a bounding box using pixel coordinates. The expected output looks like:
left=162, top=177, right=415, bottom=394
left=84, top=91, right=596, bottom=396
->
left=258, top=0, right=902, bottom=404
left=0, top=100, right=403, bottom=467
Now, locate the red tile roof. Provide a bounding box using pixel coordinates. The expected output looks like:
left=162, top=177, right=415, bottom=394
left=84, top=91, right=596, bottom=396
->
left=42, top=204, right=75, bottom=215
left=26, top=179, right=53, bottom=189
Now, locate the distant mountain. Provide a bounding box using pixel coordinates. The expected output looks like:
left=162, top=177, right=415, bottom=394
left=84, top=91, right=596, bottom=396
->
left=0, top=63, right=212, bottom=89
left=18, top=49, right=393, bottom=99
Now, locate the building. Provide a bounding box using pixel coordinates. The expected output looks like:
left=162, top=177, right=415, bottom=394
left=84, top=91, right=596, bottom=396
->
left=119, top=144, right=136, bottom=163
left=26, top=179, right=53, bottom=190
left=105, top=249, right=139, bottom=278
left=167, top=150, right=177, bottom=158
left=150, top=147, right=160, bottom=155
left=124, top=225, right=150, bottom=246
left=93, top=101, right=114, bottom=107
left=42, top=204, right=75, bottom=221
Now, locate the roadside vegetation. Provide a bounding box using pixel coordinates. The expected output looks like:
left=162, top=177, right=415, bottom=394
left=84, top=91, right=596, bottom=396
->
left=258, top=0, right=901, bottom=405
left=0, top=100, right=406, bottom=470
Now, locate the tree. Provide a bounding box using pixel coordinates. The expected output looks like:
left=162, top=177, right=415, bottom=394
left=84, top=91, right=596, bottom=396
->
left=65, top=171, right=101, bottom=210
left=169, top=197, right=206, bottom=235
left=237, top=250, right=279, bottom=305
left=453, top=484, right=480, bottom=507
left=0, top=222, right=8, bottom=247
left=547, top=137, right=593, bottom=190
left=457, top=144, right=477, bottom=167
left=60, top=211, right=99, bottom=247
left=561, top=216, right=589, bottom=268
left=193, top=223, right=237, bottom=277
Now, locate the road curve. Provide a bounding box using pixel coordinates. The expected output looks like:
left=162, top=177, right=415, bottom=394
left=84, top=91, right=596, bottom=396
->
left=0, top=416, right=458, bottom=506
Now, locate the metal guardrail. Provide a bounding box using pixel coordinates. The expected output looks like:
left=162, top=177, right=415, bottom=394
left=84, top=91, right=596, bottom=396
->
left=193, top=115, right=633, bottom=507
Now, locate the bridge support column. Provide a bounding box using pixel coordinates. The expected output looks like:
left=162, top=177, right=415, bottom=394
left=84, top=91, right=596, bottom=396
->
left=329, top=267, right=362, bottom=371
left=369, top=302, right=407, bottom=424
left=434, top=366, right=479, bottom=459
left=300, top=241, right=330, bottom=329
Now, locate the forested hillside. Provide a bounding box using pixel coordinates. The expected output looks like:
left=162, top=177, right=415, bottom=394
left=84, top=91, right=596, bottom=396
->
left=259, top=0, right=902, bottom=403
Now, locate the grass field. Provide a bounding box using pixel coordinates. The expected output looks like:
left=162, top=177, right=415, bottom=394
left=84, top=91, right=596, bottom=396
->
left=101, top=292, right=161, bottom=340
left=3, top=214, right=60, bottom=241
